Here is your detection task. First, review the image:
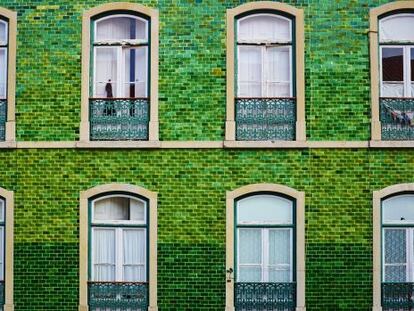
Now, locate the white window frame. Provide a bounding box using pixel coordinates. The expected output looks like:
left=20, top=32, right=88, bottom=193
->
left=380, top=45, right=414, bottom=97
left=236, top=227, right=293, bottom=283
left=92, top=14, right=149, bottom=99
left=90, top=194, right=148, bottom=282
left=236, top=13, right=293, bottom=98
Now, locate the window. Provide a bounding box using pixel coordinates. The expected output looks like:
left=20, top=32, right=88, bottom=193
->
left=79, top=184, right=157, bottom=311
left=380, top=193, right=414, bottom=309
left=81, top=3, right=159, bottom=143
left=89, top=195, right=148, bottom=309
left=226, top=184, right=305, bottom=311
left=225, top=2, right=305, bottom=143
left=0, top=197, right=4, bottom=307
left=370, top=3, right=414, bottom=141
left=0, top=8, right=16, bottom=143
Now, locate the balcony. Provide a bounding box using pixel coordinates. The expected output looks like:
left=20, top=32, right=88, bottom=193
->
left=89, top=98, right=149, bottom=141
left=88, top=282, right=148, bottom=311
left=235, top=282, right=296, bottom=311
left=382, top=282, right=414, bottom=310
left=235, top=98, right=296, bottom=141
left=380, top=97, right=414, bottom=140
left=0, top=99, right=5, bottom=141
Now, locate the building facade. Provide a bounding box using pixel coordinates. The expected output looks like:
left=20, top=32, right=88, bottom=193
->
left=0, top=0, right=413, bottom=310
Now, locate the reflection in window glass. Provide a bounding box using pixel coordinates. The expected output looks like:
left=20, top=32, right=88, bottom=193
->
left=382, top=48, right=404, bottom=82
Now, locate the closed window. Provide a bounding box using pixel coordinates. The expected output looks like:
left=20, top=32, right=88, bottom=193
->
left=0, top=18, right=7, bottom=141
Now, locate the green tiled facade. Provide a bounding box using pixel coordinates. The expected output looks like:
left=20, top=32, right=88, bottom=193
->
left=0, top=0, right=411, bottom=310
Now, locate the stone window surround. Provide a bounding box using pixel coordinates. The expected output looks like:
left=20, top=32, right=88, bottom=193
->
left=0, top=7, right=16, bottom=143
left=225, top=1, right=306, bottom=143
left=79, top=183, right=158, bottom=311
left=80, top=2, right=159, bottom=144
left=225, top=183, right=305, bottom=311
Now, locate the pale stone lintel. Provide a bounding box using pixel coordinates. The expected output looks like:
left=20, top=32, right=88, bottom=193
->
left=369, top=140, right=414, bottom=148
left=224, top=140, right=308, bottom=148
left=76, top=141, right=161, bottom=148
left=160, top=141, right=223, bottom=148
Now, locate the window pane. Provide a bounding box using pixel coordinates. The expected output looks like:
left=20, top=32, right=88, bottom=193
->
left=269, top=229, right=291, bottom=265
left=123, top=47, right=148, bottom=98
left=93, top=229, right=116, bottom=281
left=0, top=21, right=6, bottom=45
left=238, top=46, right=262, bottom=97
left=239, top=229, right=262, bottom=264
left=411, top=48, right=414, bottom=83
left=0, top=199, right=4, bottom=222
left=239, top=266, right=262, bottom=282
left=382, top=48, right=404, bottom=82
left=130, top=199, right=146, bottom=222
left=94, top=47, right=118, bottom=97
left=380, top=14, right=414, bottom=43
left=0, top=227, right=4, bottom=281
left=383, top=194, right=414, bottom=224
left=123, top=229, right=146, bottom=282
left=269, top=269, right=290, bottom=282
left=385, top=265, right=407, bottom=282
left=266, top=46, right=291, bottom=97
left=96, top=17, right=147, bottom=42
left=384, top=229, right=406, bottom=264
left=237, top=195, right=293, bottom=225
left=0, top=48, right=6, bottom=99
left=238, top=14, right=291, bottom=43
left=94, top=197, right=129, bottom=221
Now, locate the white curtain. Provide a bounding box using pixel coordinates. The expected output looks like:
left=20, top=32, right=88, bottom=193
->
left=0, top=199, right=4, bottom=222
left=268, top=229, right=291, bottom=282
left=238, top=46, right=262, bottom=97
left=94, top=197, right=129, bottom=221
left=123, top=229, right=146, bottom=282
left=266, top=47, right=291, bottom=97
left=383, top=194, right=414, bottom=224
left=238, top=15, right=291, bottom=43
left=95, top=47, right=118, bottom=97
left=0, top=48, right=6, bottom=99
left=0, top=22, right=6, bottom=45
left=380, top=14, right=414, bottom=43
left=93, top=229, right=116, bottom=281
left=129, top=199, right=146, bottom=222
left=96, top=17, right=147, bottom=42
left=123, top=47, right=148, bottom=98
left=384, top=228, right=407, bottom=282
left=0, top=227, right=4, bottom=281
left=238, top=229, right=262, bottom=282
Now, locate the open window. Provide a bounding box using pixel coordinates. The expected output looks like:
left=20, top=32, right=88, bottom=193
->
left=81, top=3, right=159, bottom=143
left=225, top=2, right=305, bottom=143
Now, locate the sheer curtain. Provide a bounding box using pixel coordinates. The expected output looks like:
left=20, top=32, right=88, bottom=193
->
left=0, top=22, right=6, bottom=45
left=268, top=229, right=291, bottom=282
left=93, top=229, right=116, bottom=281
left=238, top=15, right=290, bottom=43
left=123, top=229, right=146, bottom=282
left=95, top=48, right=118, bottom=97
left=380, top=15, right=414, bottom=43
left=94, top=197, right=129, bottom=221
left=238, top=46, right=262, bottom=97
left=0, top=49, right=6, bottom=99
left=267, top=47, right=291, bottom=97
left=96, top=17, right=132, bottom=41
left=123, top=47, right=148, bottom=98
left=238, top=229, right=262, bottom=282
left=384, top=228, right=407, bottom=282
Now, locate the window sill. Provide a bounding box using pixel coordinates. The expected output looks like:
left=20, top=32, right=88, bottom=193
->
left=76, top=140, right=161, bottom=148
left=0, top=141, right=16, bottom=149
left=369, top=140, right=414, bottom=148
left=224, top=140, right=307, bottom=148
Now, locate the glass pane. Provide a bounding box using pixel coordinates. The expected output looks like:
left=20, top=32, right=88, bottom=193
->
left=382, top=48, right=404, bottom=82
left=238, top=14, right=291, bottom=43
left=269, top=269, right=290, bottom=282
left=239, top=266, right=262, bottom=282
left=93, top=229, right=116, bottom=281
left=380, top=14, right=414, bottom=43
left=383, top=194, right=414, bottom=224
left=266, top=46, right=291, bottom=97
left=130, top=199, right=146, bottom=222
left=238, top=46, right=262, bottom=97
left=0, top=48, right=6, bottom=99
left=411, top=48, right=414, bottom=85
left=0, top=199, right=4, bottom=222
left=96, top=16, right=147, bottom=42
left=0, top=227, right=4, bottom=281
left=238, top=229, right=262, bottom=264
left=269, top=229, right=291, bottom=265
left=123, top=229, right=146, bottom=282
left=94, top=47, right=118, bottom=97
left=123, top=47, right=148, bottom=98
left=385, top=265, right=407, bottom=282
left=237, top=195, right=293, bottom=225
left=0, top=21, right=6, bottom=45
left=94, top=197, right=129, bottom=221
left=384, top=229, right=406, bottom=264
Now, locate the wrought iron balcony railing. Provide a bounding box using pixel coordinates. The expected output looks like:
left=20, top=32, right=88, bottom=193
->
left=89, top=98, right=149, bottom=141
left=380, top=97, right=414, bottom=140
left=88, top=281, right=148, bottom=311
left=0, top=99, right=6, bottom=141
left=235, top=97, right=296, bottom=141
left=235, top=282, right=296, bottom=311
left=382, top=282, right=414, bottom=310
